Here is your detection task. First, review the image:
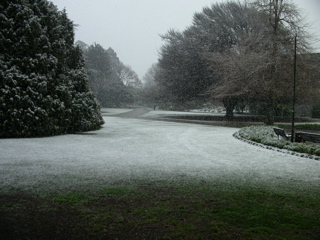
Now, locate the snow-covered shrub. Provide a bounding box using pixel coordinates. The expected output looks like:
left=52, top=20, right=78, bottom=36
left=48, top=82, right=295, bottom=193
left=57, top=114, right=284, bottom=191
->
left=239, top=126, right=275, bottom=143
left=0, top=0, right=103, bottom=137
left=239, top=126, right=320, bottom=156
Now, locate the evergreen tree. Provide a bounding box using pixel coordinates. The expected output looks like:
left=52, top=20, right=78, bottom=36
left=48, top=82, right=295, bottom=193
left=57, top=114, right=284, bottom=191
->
left=158, top=29, right=215, bottom=103
left=0, top=0, right=103, bottom=138
left=83, top=44, right=135, bottom=107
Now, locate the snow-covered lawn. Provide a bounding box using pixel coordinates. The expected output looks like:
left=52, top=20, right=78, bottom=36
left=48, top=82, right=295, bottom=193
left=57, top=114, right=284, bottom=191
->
left=1, top=111, right=319, bottom=194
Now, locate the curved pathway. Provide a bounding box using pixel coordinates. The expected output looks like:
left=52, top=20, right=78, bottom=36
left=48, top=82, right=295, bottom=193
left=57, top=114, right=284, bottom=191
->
left=113, top=108, right=150, bottom=118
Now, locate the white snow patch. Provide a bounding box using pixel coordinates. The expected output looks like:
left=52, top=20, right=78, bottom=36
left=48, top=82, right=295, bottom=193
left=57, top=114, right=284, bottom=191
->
left=0, top=116, right=319, bottom=193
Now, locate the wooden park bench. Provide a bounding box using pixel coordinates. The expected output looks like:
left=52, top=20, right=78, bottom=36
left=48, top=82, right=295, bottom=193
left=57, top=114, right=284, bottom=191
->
left=273, top=128, right=291, bottom=140
left=295, top=132, right=320, bottom=143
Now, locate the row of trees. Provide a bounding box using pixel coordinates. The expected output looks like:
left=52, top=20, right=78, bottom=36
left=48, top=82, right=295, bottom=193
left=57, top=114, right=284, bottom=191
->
left=143, top=0, right=319, bottom=124
left=77, top=41, right=142, bottom=108
left=0, top=0, right=104, bottom=137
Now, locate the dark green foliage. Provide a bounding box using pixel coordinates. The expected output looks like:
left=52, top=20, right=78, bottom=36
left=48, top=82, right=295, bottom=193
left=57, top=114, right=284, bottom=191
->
left=312, top=102, right=320, bottom=118
left=0, top=0, right=103, bottom=137
left=83, top=43, right=135, bottom=107
left=100, top=80, right=133, bottom=107
left=157, top=29, right=215, bottom=103
left=156, top=2, right=263, bottom=106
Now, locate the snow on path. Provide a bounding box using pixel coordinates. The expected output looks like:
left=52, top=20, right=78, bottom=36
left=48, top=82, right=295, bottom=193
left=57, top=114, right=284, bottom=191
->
left=0, top=116, right=319, bottom=193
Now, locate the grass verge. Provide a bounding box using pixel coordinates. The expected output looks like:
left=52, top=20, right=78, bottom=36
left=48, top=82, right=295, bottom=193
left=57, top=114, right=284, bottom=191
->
left=1, top=180, right=319, bottom=240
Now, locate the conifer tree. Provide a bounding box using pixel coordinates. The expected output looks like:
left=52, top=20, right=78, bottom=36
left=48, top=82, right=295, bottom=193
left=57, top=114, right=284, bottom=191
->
left=0, top=0, right=103, bottom=137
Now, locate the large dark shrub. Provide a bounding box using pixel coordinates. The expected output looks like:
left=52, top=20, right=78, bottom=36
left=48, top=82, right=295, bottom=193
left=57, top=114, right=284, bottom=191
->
left=0, top=0, right=104, bottom=137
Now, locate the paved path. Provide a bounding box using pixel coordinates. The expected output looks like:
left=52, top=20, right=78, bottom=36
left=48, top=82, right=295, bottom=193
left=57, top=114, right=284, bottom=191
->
left=113, top=108, right=150, bottom=118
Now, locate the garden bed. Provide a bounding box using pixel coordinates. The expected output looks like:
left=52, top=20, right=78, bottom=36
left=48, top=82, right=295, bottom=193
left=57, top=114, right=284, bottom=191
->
left=237, top=125, right=320, bottom=159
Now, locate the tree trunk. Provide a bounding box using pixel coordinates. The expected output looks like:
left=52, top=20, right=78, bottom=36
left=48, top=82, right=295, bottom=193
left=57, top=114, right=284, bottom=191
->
left=264, top=104, right=275, bottom=125
left=264, top=89, right=275, bottom=125
left=222, top=97, right=238, bottom=121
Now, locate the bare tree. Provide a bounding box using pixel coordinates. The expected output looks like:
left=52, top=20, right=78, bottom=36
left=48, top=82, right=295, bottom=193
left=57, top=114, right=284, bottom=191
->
left=197, top=1, right=266, bottom=120
left=207, top=0, right=318, bottom=124
left=118, top=63, right=142, bottom=88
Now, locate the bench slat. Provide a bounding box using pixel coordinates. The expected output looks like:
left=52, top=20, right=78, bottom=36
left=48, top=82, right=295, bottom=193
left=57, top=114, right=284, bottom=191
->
left=296, top=132, right=320, bottom=143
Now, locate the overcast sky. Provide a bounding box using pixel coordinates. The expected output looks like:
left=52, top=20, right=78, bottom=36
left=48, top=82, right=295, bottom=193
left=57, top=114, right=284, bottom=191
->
left=50, top=0, right=320, bottom=79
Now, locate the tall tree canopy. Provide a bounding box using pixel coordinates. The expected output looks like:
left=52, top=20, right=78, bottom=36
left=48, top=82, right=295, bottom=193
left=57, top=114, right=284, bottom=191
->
left=155, top=1, right=261, bottom=107
left=193, top=1, right=265, bottom=119
left=157, top=28, right=215, bottom=103
left=79, top=42, right=141, bottom=107
left=152, top=0, right=318, bottom=122
left=141, top=63, right=167, bottom=106
left=208, top=0, right=318, bottom=123
left=0, top=0, right=103, bottom=137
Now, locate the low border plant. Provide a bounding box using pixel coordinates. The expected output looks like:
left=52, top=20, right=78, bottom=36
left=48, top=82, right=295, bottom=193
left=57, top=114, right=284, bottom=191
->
left=238, top=125, right=320, bottom=157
